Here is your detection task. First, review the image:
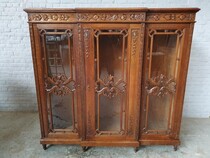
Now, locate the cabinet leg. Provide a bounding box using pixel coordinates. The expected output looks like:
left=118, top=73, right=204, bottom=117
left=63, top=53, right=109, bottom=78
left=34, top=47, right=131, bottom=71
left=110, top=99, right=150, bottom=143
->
left=42, top=144, right=47, bottom=150
left=134, top=147, right=139, bottom=153
left=82, top=146, right=89, bottom=152
left=174, top=145, right=178, bottom=151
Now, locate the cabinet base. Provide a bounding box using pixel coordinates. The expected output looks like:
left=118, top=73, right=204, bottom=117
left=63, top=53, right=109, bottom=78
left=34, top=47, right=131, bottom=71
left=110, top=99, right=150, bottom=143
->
left=40, top=138, right=180, bottom=152
left=81, top=140, right=139, bottom=147
left=139, top=139, right=180, bottom=146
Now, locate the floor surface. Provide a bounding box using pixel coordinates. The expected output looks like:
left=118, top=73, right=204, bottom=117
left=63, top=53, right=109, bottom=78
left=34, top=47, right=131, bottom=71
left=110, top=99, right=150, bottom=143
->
left=0, top=112, right=210, bottom=158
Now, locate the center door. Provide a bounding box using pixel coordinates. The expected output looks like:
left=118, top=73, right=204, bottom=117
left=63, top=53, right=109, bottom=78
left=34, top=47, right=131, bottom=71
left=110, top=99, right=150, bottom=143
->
left=83, top=24, right=144, bottom=143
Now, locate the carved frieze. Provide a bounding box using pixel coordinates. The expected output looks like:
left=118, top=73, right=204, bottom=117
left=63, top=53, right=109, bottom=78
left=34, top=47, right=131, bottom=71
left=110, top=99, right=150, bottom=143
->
left=146, top=13, right=195, bottom=22
left=28, top=12, right=145, bottom=22
left=45, top=75, right=75, bottom=96
left=28, top=12, right=195, bottom=23
left=145, top=74, right=176, bottom=97
left=28, top=13, right=73, bottom=22
left=76, top=12, right=145, bottom=22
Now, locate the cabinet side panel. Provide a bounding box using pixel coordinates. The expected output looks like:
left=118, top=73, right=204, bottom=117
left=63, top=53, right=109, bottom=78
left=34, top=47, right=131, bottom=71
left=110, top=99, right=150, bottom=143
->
left=29, top=23, right=45, bottom=138
left=33, top=24, right=49, bottom=137
left=173, top=23, right=194, bottom=139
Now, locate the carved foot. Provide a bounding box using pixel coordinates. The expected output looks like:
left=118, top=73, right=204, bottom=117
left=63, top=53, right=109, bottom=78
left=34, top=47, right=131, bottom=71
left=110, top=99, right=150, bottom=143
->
left=42, top=144, right=47, bottom=150
left=82, top=146, right=89, bottom=152
left=134, top=147, right=139, bottom=153
left=174, top=145, right=178, bottom=151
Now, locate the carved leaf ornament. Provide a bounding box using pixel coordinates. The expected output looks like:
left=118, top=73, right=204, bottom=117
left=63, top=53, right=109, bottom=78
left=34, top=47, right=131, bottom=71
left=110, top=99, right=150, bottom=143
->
left=146, top=74, right=176, bottom=97
left=95, top=75, right=126, bottom=99
left=45, top=74, right=75, bottom=96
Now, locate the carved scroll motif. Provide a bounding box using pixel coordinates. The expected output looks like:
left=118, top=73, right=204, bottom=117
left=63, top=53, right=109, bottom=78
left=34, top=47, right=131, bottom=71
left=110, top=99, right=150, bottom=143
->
left=95, top=75, right=126, bottom=99
left=145, top=74, right=176, bottom=97
left=45, top=75, right=75, bottom=96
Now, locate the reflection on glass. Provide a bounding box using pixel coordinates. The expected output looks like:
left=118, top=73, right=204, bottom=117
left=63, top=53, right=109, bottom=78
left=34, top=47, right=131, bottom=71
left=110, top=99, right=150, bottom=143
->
left=147, top=33, right=178, bottom=131
left=99, top=96, right=121, bottom=131
left=95, top=31, right=127, bottom=133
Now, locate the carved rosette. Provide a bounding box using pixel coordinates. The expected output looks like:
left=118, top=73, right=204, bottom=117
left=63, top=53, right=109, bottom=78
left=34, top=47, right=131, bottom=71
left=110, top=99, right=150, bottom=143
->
left=146, top=13, right=195, bottom=22
left=77, top=13, right=145, bottom=22
left=45, top=75, right=75, bottom=96
left=28, top=13, right=72, bottom=22
left=95, top=75, right=126, bottom=99
left=145, top=74, right=176, bottom=97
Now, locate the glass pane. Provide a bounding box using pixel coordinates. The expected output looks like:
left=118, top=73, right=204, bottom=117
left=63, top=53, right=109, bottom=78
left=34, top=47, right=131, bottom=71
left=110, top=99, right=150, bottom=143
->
left=99, top=35, right=123, bottom=81
left=50, top=94, right=74, bottom=129
left=99, top=96, right=121, bottom=131
left=46, top=34, right=71, bottom=77
left=42, top=30, right=77, bottom=130
left=95, top=31, right=127, bottom=133
left=147, top=33, right=177, bottom=131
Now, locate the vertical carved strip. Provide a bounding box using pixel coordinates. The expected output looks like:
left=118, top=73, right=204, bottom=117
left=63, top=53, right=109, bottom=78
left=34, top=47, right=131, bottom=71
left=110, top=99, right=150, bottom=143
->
left=127, top=27, right=141, bottom=138
left=84, top=29, right=90, bottom=58
left=135, top=24, right=145, bottom=138
left=131, top=30, right=138, bottom=56
left=83, top=27, right=96, bottom=137
left=83, top=28, right=92, bottom=136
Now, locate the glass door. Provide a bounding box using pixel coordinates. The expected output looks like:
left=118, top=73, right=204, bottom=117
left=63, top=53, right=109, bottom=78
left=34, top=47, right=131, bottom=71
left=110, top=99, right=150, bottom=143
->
left=84, top=24, right=144, bottom=140
left=33, top=24, right=79, bottom=138
left=141, top=24, right=187, bottom=137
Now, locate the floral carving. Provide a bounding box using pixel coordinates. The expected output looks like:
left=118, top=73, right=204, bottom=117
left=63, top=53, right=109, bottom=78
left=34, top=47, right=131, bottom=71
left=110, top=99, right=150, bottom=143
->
left=45, top=75, right=75, bottom=96
left=32, top=14, right=42, bottom=21
left=77, top=13, right=145, bottom=22
left=131, top=30, right=139, bottom=56
left=29, top=13, right=70, bottom=22
left=145, top=74, right=176, bottom=97
left=95, top=75, right=126, bottom=98
left=84, top=29, right=90, bottom=58
left=146, top=13, right=195, bottom=22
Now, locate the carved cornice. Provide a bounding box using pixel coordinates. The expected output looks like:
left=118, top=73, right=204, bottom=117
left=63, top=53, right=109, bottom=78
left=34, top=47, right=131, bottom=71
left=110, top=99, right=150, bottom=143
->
left=146, top=13, right=195, bottom=22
